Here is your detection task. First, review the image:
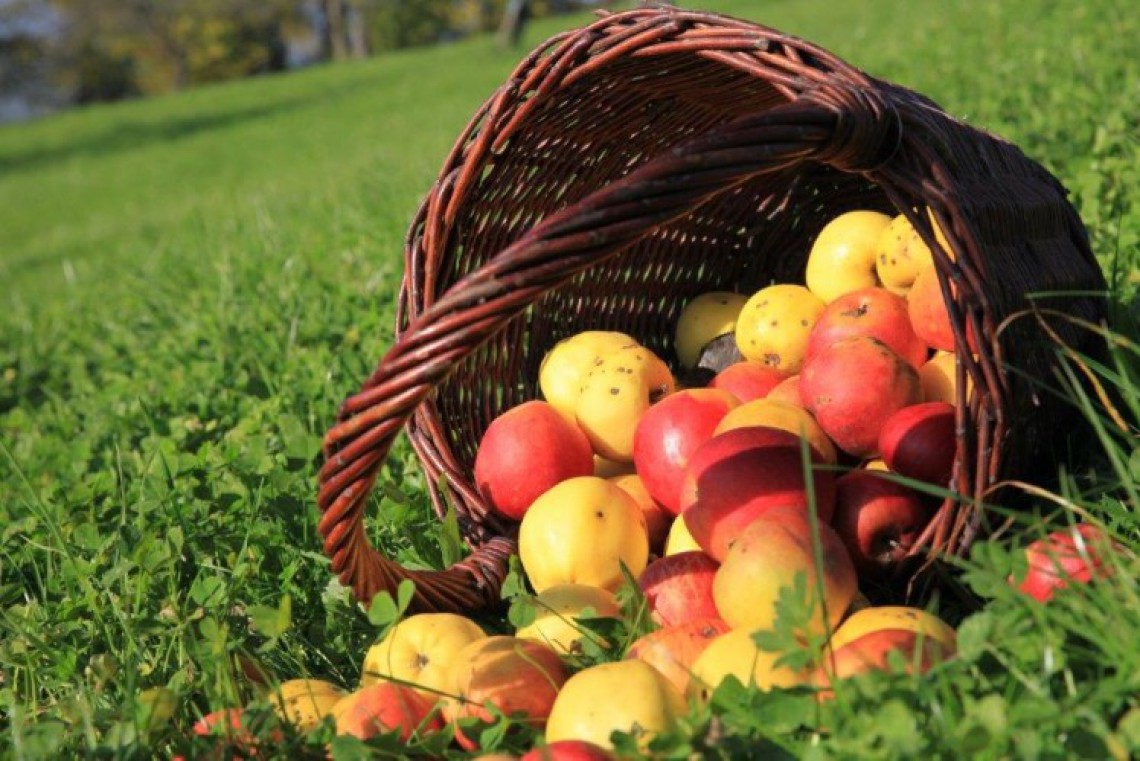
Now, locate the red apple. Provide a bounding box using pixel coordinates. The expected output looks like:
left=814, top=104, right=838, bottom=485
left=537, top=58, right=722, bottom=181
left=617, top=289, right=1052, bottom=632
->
left=709, top=362, right=786, bottom=403
left=475, top=401, right=594, bottom=521
left=334, top=683, right=442, bottom=741
left=625, top=618, right=730, bottom=695
left=832, top=471, right=934, bottom=576
left=908, top=266, right=977, bottom=353
left=632, top=388, right=739, bottom=515
left=678, top=427, right=835, bottom=561
left=766, top=374, right=802, bottom=407
left=806, top=287, right=929, bottom=369
left=520, top=740, right=615, bottom=760
left=800, top=336, right=922, bottom=457
left=638, top=551, right=720, bottom=627
left=878, top=402, right=957, bottom=487
left=1013, top=524, right=1117, bottom=603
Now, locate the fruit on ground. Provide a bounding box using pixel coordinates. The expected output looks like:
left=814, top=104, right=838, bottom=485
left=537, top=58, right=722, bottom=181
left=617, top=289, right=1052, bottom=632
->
left=1012, top=523, right=1117, bottom=603
left=270, top=679, right=345, bottom=731
left=806, top=286, right=929, bottom=369
left=332, top=683, right=442, bottom=741
left=475, top=401, right=594, bottom=521
left=828, top=606, right=957, bottom=652
left=734, top=284, right=826, bottom=373
left=687, top=628, right=809, bottom=703
left=575, top=344, right=675, bottom=462
left=664, top=514, right=701, bottom=556
left=516, top=584, right=622, bottom=656
left=519, top=476, right=648, bottom=592
left=713, top=397, right=837, bottom=465
left=625, top=618, right=729, bottom=695
left=713, top=505, right=856, bottom=638
left=444, top=637, right=568, bottom=732
left=520, top=739, right=616, bottom=760
left=874, top=213, right=937, bottom=295
left=638, top=551, right=720, bottom=627
left=908, top=265, right=976, bottom=353
left=805, top=210, right=892, bottom=303
left=545, top=660, right=686, bottom=752
left=878, top=401, right=957, bottom=487
left=709, top=361, right=787, bottom=403
left=832, top=470, right=934, bottom=576
left=190, top=708, right=267, bottom=754
left=540, top=331, right=639, bottom=421
left=608, top=473, right=670, bottom=554
left=632, top=388, right=739, bottom=515
left=360, top=613, right=486, bottom=699
left=680, top=426, right=836, bottom=562
left=815, top=629, right=952, bottom=696
left=800, top=336, right=922, bottom=457
left=674, top=291, right=749, bottom=368
left=766, top=374, right=803, bottom=407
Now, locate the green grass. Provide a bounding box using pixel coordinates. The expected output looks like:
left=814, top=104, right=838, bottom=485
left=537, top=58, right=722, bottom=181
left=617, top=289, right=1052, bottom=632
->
left=1, top=0, right=1138, bottom=757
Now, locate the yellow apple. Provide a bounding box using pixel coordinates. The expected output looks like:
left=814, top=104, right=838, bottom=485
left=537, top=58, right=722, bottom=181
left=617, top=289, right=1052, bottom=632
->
left=713, top=506, right=857, bottom=639
left=360, top=613, right=486, bottom=700
left=271, top=679, right=345, bottom=731
left=875, top=213, right=935, bottom=295
left=540, top=331, right=639, bottom=421
left=734, top=284, right=826, bottom=373
left=575, top=345, right=675, bottom=462
left=519, top=476, right=649, bottom=593
left=545, top=660, right=686, bottom=752
left=674, top=291, right=749, bottom=368
left=687, top=628, right=809, bottom=703
left=516, top=584, right=622, bottom=656
left=806, top=210, right=892, bottom=303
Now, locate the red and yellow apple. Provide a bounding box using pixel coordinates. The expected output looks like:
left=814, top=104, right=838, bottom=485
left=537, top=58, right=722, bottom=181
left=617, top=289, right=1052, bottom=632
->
left=687, top=628, right=809, bottom=703
left=638, top=551, right=720, bottom=627
left=806, top=286, right=929, bottom=369
left=516, top=584, right=622, bottom=656
left=626, top=617, right=729, bottom=695
left=333, top=683, right=442, bottom=741
left=828, top=606, right=956, bottom=652
left=713, top=397, right=838, bottom=465
left=709, top=361, right=787, bottom=403
left=679, top=427, right=836, bottom=562
left=1011, top=523, right=1118, bottom=603
left=608, top=473, right=670, bottom=554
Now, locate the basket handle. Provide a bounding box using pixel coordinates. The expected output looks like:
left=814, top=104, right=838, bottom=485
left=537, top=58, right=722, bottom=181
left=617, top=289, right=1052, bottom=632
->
left=318, top=85, right=903, bottom=612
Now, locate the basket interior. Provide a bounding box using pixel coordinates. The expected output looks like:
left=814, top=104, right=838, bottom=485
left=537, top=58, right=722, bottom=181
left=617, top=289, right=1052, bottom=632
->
left=423, top=51, right=904, bottom=470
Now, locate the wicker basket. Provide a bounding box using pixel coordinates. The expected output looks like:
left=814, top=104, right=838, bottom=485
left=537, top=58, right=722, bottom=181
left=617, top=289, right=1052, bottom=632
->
left=317, top=6, right=1107, bottom=613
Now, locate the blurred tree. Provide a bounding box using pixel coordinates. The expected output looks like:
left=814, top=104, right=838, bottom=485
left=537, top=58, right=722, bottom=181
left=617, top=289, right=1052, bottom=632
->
left=50, top=0, right=298, bottom=96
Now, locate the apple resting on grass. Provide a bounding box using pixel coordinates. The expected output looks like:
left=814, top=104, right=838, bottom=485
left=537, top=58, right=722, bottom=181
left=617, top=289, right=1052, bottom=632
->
left=361, top=613, right=486, bottom=700
left=678, top=427, right=836, bottom=562
left=688, top=628, right=809, bottom=703
left=800, top=336, right=922, bottom=457
left=475, top=401, right=594, bottom=521
left=828, top=606, right=957, bottom=652
left=625, top=618, right=729, bottom=695
left=333, top=683, right=442, bottom=741
left=832, top=470, right=933, bottom=577
left=815, top=629, right=951, bottom=697
left=1011, top=523, right=1118, bottom=602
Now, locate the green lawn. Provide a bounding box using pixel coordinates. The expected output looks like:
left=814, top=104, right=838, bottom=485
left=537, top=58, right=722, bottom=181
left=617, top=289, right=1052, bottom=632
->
left=2, top=0, right=1138, bottom=757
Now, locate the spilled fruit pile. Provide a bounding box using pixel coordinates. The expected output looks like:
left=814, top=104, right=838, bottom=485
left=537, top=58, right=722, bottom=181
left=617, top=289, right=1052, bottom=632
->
left=192, top=210, right=1115, bottom=756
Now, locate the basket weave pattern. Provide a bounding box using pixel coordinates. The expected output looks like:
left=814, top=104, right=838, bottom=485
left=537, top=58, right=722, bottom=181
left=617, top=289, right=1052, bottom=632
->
left=317, top=7, right=1106, bottom=613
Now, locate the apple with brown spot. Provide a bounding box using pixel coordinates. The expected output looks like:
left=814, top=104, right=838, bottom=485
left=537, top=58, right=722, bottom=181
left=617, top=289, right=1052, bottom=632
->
left=806, top=286, right=929, bottom=369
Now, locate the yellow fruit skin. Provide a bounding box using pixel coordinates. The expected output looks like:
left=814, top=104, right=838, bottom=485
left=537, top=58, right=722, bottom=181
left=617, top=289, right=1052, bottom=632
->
left=664, top=515, right=701, bottom=556
left=539, top=332, right=639, bottom=421
left=734, top=284, right=825, bottom=373
left=829, top=606, right=956, bottom=652
left=516, top=584, right=622, bottom=655
left=919, top=351, right=970, bottom=405
left=714, top=398, right=838, bottom=464
left=546, top=660, right=686, bottom=752
left=674, top=291, right=749, bottom=368
left=875, top=214, right=935, bottom=295
left=712, top=511, right=856, bottom=639
left=272, top=679, right=345, bottom=731
left=575, top=346, right=674, bottom=462
left=360, top=613, right=486, bottom=698
left=687, top=629, right=808, bottom=702
left=805, top=210, right=892, bottom=303
left=519, top=476, right=649, bottom=593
